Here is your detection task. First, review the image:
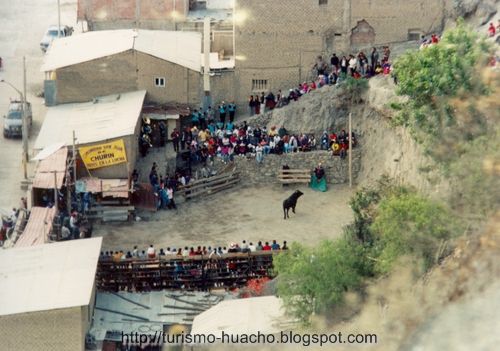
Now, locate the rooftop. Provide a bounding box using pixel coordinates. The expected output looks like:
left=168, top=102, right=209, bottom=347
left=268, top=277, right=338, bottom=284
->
left=0, top=237, right=102, bottom=316
left=41, top=29, right=202, bottom=72
left=34, top=90, right=146, bottom=150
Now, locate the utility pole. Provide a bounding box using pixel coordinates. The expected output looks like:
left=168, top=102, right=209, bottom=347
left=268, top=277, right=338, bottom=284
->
left=203, top=17, right=212, bottom=111
left=232, top=0, right=236, bottom=58
left=348, top=112, right=352, bottom=188
left=22, top=56, right=28, bottom=180
left=72, top=130, right=77, bottom=182
left=57, top=0, right=61, bottom=37
left=53, top=171, right=59, bottom=210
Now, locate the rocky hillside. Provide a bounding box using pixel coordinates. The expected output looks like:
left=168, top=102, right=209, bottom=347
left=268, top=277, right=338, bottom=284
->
left=245, top=76, right=449, bottom=197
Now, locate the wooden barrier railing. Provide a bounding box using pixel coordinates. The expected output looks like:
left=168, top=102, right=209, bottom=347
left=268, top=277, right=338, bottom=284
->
left=278, top=169, right=311, bottom=184
left=96, top=251, right=276, bottom=292
left=177, top=171, right=240, bottom=200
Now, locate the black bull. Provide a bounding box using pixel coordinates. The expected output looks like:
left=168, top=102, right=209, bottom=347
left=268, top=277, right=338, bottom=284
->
left=283, top=190, right=304, bottom=219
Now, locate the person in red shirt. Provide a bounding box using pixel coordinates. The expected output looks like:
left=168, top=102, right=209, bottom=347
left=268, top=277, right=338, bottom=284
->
left=488, top=22, right=496, bottom=37
left=262, top=242, right=272, bottom=251
left=431, top=34, right=439, bottom=44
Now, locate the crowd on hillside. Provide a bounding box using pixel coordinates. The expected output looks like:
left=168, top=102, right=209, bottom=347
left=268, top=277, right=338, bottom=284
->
left=100, top=240, right=289, bottom=262
left=247, top=46, right=393, bottom=115
left=170, top=122, right=356, bottom=166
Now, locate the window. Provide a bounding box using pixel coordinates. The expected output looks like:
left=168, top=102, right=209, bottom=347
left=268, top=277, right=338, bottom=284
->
left=154, top=77, right=165, bottom=87
left=319, top=0, right=328, bottom=5
left=252, top=79, right=268, bottom=92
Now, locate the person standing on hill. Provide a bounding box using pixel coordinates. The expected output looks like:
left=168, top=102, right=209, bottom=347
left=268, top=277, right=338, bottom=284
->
left=219, top=102, right=227, bottom=123
left=370, top=47, right=379, bottom=72
left=228, top=102, right=236, bottom=122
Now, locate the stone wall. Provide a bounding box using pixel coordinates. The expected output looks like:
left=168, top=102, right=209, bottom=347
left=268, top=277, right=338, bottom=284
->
left=225, top=150, right=361, bottom=187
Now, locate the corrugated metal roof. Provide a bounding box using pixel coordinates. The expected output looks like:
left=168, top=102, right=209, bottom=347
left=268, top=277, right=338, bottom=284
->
left=34, top=90, right=146, bottom=150
left=32, top=172, right=65, bottom=190
left=32, top=147, right=68, bottom=189
left=0, top=237, right=102, bottom=316
left=14, top=207, right=57, bottom=248
left=32, top=142, right=65, bottom=161
left=191, top=296, right=293, bottom=337
left=41, top=29, right=202, bottom=73
left=90, top=291, right=232, bottom=341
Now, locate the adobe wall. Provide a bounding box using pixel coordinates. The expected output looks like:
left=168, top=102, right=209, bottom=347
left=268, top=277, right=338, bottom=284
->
left=55, top=50, right=138, bottom=104
left=0, top=307, right=85, bottom=351
left=55, top=50, right=202, bottom=106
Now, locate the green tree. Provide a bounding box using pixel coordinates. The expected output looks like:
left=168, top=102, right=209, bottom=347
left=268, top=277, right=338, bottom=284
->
left=274, top=239, right=372, bottom=324
left=391, top=20, right=492, bottom=163
left=370, top=193, right=459, bottom=273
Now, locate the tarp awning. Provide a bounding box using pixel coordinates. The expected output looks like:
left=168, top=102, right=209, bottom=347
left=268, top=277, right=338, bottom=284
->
left=32, top=147, right=68, bottom=189
left=15, top=207, right=57, bottom=248
left=78, top=178, right=129, bottom=198
left=32, top=142, right=65, bottom=161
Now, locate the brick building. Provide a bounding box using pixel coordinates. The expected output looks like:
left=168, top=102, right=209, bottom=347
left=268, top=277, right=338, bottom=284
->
left=41, top=29, right=203, bottom=106
left=227, top=0, right=446, bottom=105
left=74, top=0, right=447, bottom=108
left=0, top=238, right=102, bottom=351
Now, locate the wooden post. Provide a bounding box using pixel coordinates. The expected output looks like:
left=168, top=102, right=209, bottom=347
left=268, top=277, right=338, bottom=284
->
left=53, top=171, right=58, bottom=210
left=349, top=112, right=352, bottom=188
left=72, top=131, right=77, bottom=181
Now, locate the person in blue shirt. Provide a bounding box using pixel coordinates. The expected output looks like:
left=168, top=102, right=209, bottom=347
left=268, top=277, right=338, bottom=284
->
left=226, top=121, right=234, bottom=132
left=208, top=121, right=216, bottom=134
left=219, top=103, right=226, bottom=123
left=228, top=102, right=236, bottom=122
left=271, top=240, right=281, bottom=250
left=191, top=109, right=200, bottom=127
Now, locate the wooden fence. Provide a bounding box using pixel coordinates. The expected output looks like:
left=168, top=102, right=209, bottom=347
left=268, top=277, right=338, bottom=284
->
left=277, top=169, right=311, bottom=184
left=96, top=252, right=276, bottom=292
left=177, top=170, right=240, bottom=200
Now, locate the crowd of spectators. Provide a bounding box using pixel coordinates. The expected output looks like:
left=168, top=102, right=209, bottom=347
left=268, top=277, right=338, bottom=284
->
left=169, top=122, right=356, bottom=169
left=246, top=46, right=393, bottom=115
left=100, top=239, right=289, bottom=262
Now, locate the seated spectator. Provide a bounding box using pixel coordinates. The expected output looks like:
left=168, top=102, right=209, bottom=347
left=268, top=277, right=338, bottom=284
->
left=241, top=240, right=250, bottom=253
left=147, top=244, right=156, bottom=259
left=282, top=241, right=288, bottom=250
left=248, top=242, right=256, bottom=252
left=271, top=240, right=280, bottom=250
left=227, top=243, right=239, bottom=253
left=263, top=242, right=272, bottom=251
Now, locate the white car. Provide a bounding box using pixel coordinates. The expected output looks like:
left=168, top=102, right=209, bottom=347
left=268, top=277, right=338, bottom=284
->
left=40, top=25, right=73, bottom=52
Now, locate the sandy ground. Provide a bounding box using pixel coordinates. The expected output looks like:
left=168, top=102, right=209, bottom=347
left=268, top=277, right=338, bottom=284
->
left=95, top=184, right=355, bottom=252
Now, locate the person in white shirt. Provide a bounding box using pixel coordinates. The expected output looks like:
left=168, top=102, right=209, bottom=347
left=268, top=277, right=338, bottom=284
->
left=241, top=240, right=249, bottom=253
left=182, top=246, right=190, bottom=257
left=167, top=186, right=176, bottom=209
left=132, top=246, right=139, bottom=257
left=147, top=244, right=156, bottom=259
left=348, top=55, right=357, bottom=75
left=248, top=242, right=256, bottom=252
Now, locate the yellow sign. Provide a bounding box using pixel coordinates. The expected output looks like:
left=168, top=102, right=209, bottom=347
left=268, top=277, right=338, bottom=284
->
left=79, top=139, right=127, bottom=170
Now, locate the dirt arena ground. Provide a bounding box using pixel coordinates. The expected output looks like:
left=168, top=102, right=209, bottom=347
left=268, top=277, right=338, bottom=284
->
left=95, top=184, right=355, bottom=252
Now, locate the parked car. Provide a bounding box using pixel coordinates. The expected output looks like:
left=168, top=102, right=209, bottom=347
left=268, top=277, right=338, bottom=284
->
left=40, top=25, right=73, bottom=52
left=3, top=101, right=32, bottom=138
